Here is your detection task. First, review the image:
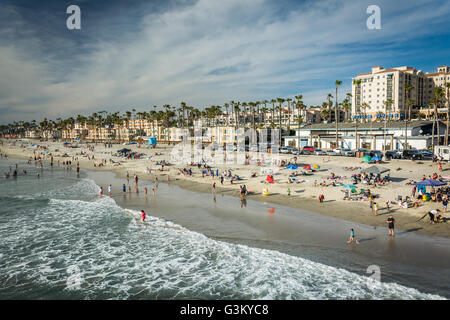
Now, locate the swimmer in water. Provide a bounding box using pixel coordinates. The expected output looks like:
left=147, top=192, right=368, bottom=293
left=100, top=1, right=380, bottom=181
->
left=99, top=187, right=103, bottom=198
left=141, top=209, right=146, bottom=222
left=108, top=184, right=112, bottom=195
left=123, top=184, right=126, bottom=193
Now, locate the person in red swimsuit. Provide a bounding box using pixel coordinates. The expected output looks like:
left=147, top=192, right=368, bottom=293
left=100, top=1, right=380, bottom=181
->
left=141, top=210, right=146, bottom=222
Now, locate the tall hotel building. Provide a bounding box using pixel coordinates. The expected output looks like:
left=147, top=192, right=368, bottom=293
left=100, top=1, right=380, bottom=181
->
left=351, top=65, right=449, bottom=121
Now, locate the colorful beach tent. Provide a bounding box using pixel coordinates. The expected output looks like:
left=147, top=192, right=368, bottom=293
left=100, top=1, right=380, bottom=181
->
left=266, top=175, right=274, bottom=184
left=413, top=179, right=446, bottom=186
left=286, top=164, right=298, bottom=169
left=304, top=164, right=311, bottom=170
left=362, top=155, right=372, bottom=162
left=371, top=156, right=382, bottom=161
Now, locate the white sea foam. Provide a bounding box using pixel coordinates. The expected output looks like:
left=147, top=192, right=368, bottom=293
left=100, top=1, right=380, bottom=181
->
left=0, top=177, right=445, bottom=299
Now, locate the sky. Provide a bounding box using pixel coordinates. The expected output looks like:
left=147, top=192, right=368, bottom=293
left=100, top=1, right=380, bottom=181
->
left=1, top=0, right=449, bottom=124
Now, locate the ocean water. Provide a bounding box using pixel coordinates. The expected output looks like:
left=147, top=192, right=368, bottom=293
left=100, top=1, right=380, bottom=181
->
left=0, top=159, right=445, bottom=299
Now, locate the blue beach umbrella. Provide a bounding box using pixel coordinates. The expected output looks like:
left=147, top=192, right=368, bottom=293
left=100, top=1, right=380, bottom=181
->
left=286, top=164, right=298, bottom=170
left=371, top=156, right=382, bottom=161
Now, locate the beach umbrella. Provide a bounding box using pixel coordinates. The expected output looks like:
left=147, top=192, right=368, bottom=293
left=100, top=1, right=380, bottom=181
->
left=286, top=164, right=298, bottom=169
left=362, top=155, right=372, bottom=162
left=371, top=156, right=382, bottom=161
left=360, top=166, right=390, bottom=174
left=413, top=179, right=446, bottom=186
left=343, top=184, right=357, bottom=189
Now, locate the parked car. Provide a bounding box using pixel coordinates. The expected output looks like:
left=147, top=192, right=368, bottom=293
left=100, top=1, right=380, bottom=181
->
left=302, top=146, right=315, bottom=153
left=369, top=150, right=384, bottom=158
left=385, top=150, right=402, bottom=160
left=328, top=148, right=343, bottom=156
left=314, top=149, right=327, bottom=155
left=340, top=148, right=353, bottom=156
left=419, top=149, right=433, bottom=157
left=280, top=147, right=291, bottom=154
left=402, top=149, right=423, bottom=160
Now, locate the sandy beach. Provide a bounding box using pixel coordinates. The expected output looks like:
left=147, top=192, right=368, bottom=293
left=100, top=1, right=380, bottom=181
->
left=2, top=138, right=450, bottom=239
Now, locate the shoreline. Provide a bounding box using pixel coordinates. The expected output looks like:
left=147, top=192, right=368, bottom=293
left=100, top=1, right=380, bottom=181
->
left=2, top=139, right=450, bottom=239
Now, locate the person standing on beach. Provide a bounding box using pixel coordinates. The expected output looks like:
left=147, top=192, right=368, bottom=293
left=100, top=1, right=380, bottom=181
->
left=386, top=215, right=395, bottom=237
left=443, top=197, right=448, bottom=212
left=99, top=187, right=103, bottom=198
left=318, top=194, right=324, bottom=203
left=108, top=184, right=112, bottom=196
left=123, top=184, right=126, bottom=193
left=373, top=202, right=379, bottom=216
left=212, top=182, right=216, bottom=194
left=347, top=228, right=360, bottom=244
left=126, top=171, right=129, bottom=183
left=141, top=210, right=146, bottom=222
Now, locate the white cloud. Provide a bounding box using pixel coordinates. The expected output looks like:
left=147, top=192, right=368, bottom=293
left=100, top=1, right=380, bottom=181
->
left=1, top=0, right=450, bottom=123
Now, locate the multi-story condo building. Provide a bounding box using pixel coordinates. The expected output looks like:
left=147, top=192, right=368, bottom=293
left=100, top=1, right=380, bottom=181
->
left=352, top=65, right=450, bottom=122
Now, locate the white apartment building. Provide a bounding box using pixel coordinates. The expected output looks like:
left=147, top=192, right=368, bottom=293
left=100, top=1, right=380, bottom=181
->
left=425, top=65, right=450, bottom=104
left=352, top=65, right=450, bottom=122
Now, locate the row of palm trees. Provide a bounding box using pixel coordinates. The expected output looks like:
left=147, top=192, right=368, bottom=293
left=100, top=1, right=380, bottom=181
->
left=3, top=81, right=449, bottom=150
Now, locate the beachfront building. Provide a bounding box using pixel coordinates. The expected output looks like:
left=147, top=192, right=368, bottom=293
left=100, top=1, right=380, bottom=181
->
left=352, top=65, right=430, bottom=121
left=352, top=65, right=450, bottom=122
left=283, top=120, right=446, bottom=150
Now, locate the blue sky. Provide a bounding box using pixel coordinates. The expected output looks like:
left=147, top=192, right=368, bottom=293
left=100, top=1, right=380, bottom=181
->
left=1, top=0, right=449, bottom=124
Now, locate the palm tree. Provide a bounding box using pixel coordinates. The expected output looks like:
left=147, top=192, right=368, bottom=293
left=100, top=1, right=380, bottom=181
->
left=295, top=95, right=305, bottom=149
left=341, top=98, right=351, bottom=122
left=383, top=99, right=394, bottom=150
left=327, top=93, right=333, bottom=122
left=286, top=98, right=292, bottom=130
left=270, top=99, right=276, bottom=123
left=404, top=84, right=414, bottom=121
left=404, top=98, right=414, bottom=149
left=234, top=102, right=241, bottom=129
left=361, top=102, right=369, bottom=123
left=224, top=103, right=229, bottom=126
left=432, top=87, right=445, bottom=149
left=445, top=82, right=450, bottom=145
left=276, top=98, right=285, bottom=145
left=334, top=80, right=342, bottom=148
left=320, top=109, right=330, bottom=122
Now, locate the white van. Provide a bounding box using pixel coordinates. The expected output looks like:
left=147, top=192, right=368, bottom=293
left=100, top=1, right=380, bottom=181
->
left=434, top=146, right=450, bottom=161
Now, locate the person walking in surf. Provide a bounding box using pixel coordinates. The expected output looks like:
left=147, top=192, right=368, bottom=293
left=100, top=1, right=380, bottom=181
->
left=141, top=210, right=146, bottom=222
left=347, top=228, right=360, bottom=244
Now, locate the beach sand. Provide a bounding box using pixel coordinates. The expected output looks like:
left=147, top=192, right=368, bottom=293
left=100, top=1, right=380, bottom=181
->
left=2, top=138, right=450, bottom=238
